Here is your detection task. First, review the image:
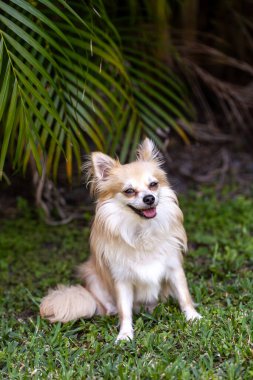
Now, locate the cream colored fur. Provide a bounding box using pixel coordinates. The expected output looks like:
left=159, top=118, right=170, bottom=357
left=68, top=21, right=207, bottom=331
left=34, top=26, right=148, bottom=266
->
left=40, top=138, right=202, bottom=341
left=40, top=285, right=97, bottom=323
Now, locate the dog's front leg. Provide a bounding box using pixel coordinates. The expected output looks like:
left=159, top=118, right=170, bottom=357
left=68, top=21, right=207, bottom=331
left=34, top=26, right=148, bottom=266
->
left=168, top=267, right=202, bottom=321
left=115, top=281, right=134, bottom=341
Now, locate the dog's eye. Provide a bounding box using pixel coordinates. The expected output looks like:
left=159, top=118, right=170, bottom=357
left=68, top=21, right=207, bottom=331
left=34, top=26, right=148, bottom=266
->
left=149, top=181, right=158, bottom=189
left=124, top=188, right=135, bottom=195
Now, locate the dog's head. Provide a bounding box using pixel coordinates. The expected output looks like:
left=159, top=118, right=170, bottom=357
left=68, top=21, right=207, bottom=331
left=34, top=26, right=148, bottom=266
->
left=84, top=138, right=186, bottom=251
left=84, top=138, right=171, bottom=220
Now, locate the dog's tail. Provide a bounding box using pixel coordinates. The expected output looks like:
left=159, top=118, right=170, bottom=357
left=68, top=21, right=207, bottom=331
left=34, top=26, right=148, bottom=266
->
left=40, top=285, right=97, bottom=323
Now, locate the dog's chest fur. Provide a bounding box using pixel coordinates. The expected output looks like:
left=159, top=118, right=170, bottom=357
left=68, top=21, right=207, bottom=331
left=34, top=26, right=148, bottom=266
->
left=99, top=230, right=182, bottom=304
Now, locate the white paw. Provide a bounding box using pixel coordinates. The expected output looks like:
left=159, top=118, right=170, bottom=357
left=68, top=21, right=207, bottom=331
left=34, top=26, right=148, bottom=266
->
left=185, top=308, right=202, bottom=321
left=116, top=330, right=133, bottom=342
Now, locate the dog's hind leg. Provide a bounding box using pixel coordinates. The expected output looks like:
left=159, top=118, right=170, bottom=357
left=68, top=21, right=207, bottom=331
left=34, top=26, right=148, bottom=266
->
left=78, top=261, right=117, bottom=316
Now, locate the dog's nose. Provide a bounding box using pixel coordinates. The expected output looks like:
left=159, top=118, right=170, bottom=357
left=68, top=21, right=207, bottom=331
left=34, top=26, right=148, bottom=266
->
left=143, top=195, right=155, bottom=205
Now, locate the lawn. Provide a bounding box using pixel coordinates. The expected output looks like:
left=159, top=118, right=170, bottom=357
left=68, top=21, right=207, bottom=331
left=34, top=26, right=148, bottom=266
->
left=0, top=188, right=253, bottom=379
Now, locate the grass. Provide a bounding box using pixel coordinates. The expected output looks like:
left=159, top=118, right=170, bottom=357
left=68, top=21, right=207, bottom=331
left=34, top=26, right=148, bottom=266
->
left=0, top=188, right=253, bottom=379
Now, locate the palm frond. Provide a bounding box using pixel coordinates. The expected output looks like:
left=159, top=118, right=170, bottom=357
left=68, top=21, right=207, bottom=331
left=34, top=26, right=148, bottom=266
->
left=0, top=0, right=191, bottom=180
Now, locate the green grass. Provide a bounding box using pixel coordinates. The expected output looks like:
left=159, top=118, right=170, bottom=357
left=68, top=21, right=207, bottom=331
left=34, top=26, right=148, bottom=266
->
left=0, top=189, right=253, bottom=379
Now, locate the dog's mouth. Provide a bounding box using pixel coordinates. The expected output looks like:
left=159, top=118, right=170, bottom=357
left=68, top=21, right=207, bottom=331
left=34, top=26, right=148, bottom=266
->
left=128, top=205, right=157, bottom=219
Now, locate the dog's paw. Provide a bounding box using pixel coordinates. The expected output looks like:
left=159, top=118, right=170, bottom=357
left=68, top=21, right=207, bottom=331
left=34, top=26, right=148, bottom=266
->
left=185, top=308, right=202, bottom=321
left=105, top=303, right=117, bottom=316
left=116, top=330, right=133, bottom=342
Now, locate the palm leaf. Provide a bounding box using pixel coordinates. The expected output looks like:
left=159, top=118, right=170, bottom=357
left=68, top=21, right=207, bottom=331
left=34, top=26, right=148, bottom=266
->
left=0, top=78, right=18, bottom=178
left=0, top=0, right=192, bottom=181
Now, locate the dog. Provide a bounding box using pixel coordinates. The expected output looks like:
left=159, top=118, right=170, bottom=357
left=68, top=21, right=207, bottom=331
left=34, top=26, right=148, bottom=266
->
left=40, top=138, right=201, bottom=341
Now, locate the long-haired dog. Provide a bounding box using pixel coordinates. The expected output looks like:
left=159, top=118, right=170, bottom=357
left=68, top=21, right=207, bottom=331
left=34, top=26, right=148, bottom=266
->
left=40, top=138, right=201, bottom=341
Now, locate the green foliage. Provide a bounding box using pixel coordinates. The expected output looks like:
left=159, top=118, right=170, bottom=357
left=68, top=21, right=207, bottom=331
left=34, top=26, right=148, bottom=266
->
left=0, top=0, right=191, bottom=180
left=0, top=188, right=253, bottom=378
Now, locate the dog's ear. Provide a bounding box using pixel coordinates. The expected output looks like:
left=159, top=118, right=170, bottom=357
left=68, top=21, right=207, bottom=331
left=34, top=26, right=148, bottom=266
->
left=82, top=152, right=119, bottom=196
left=137, top=138, right=163, bottom=165
left=91, top=152, right=118, bottom=180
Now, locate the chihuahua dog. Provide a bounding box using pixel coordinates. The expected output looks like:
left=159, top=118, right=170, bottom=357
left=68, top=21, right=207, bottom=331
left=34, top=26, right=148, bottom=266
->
left=40, top=138, right=201, bottom=341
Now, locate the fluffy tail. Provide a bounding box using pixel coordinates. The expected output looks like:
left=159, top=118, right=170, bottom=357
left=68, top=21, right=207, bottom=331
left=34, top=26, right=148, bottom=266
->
left=40, top=285, right=97, bottom=323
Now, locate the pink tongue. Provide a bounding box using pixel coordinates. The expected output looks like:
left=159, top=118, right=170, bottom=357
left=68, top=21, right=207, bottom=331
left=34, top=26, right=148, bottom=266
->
left=142, top=208, right=156, bottom=218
